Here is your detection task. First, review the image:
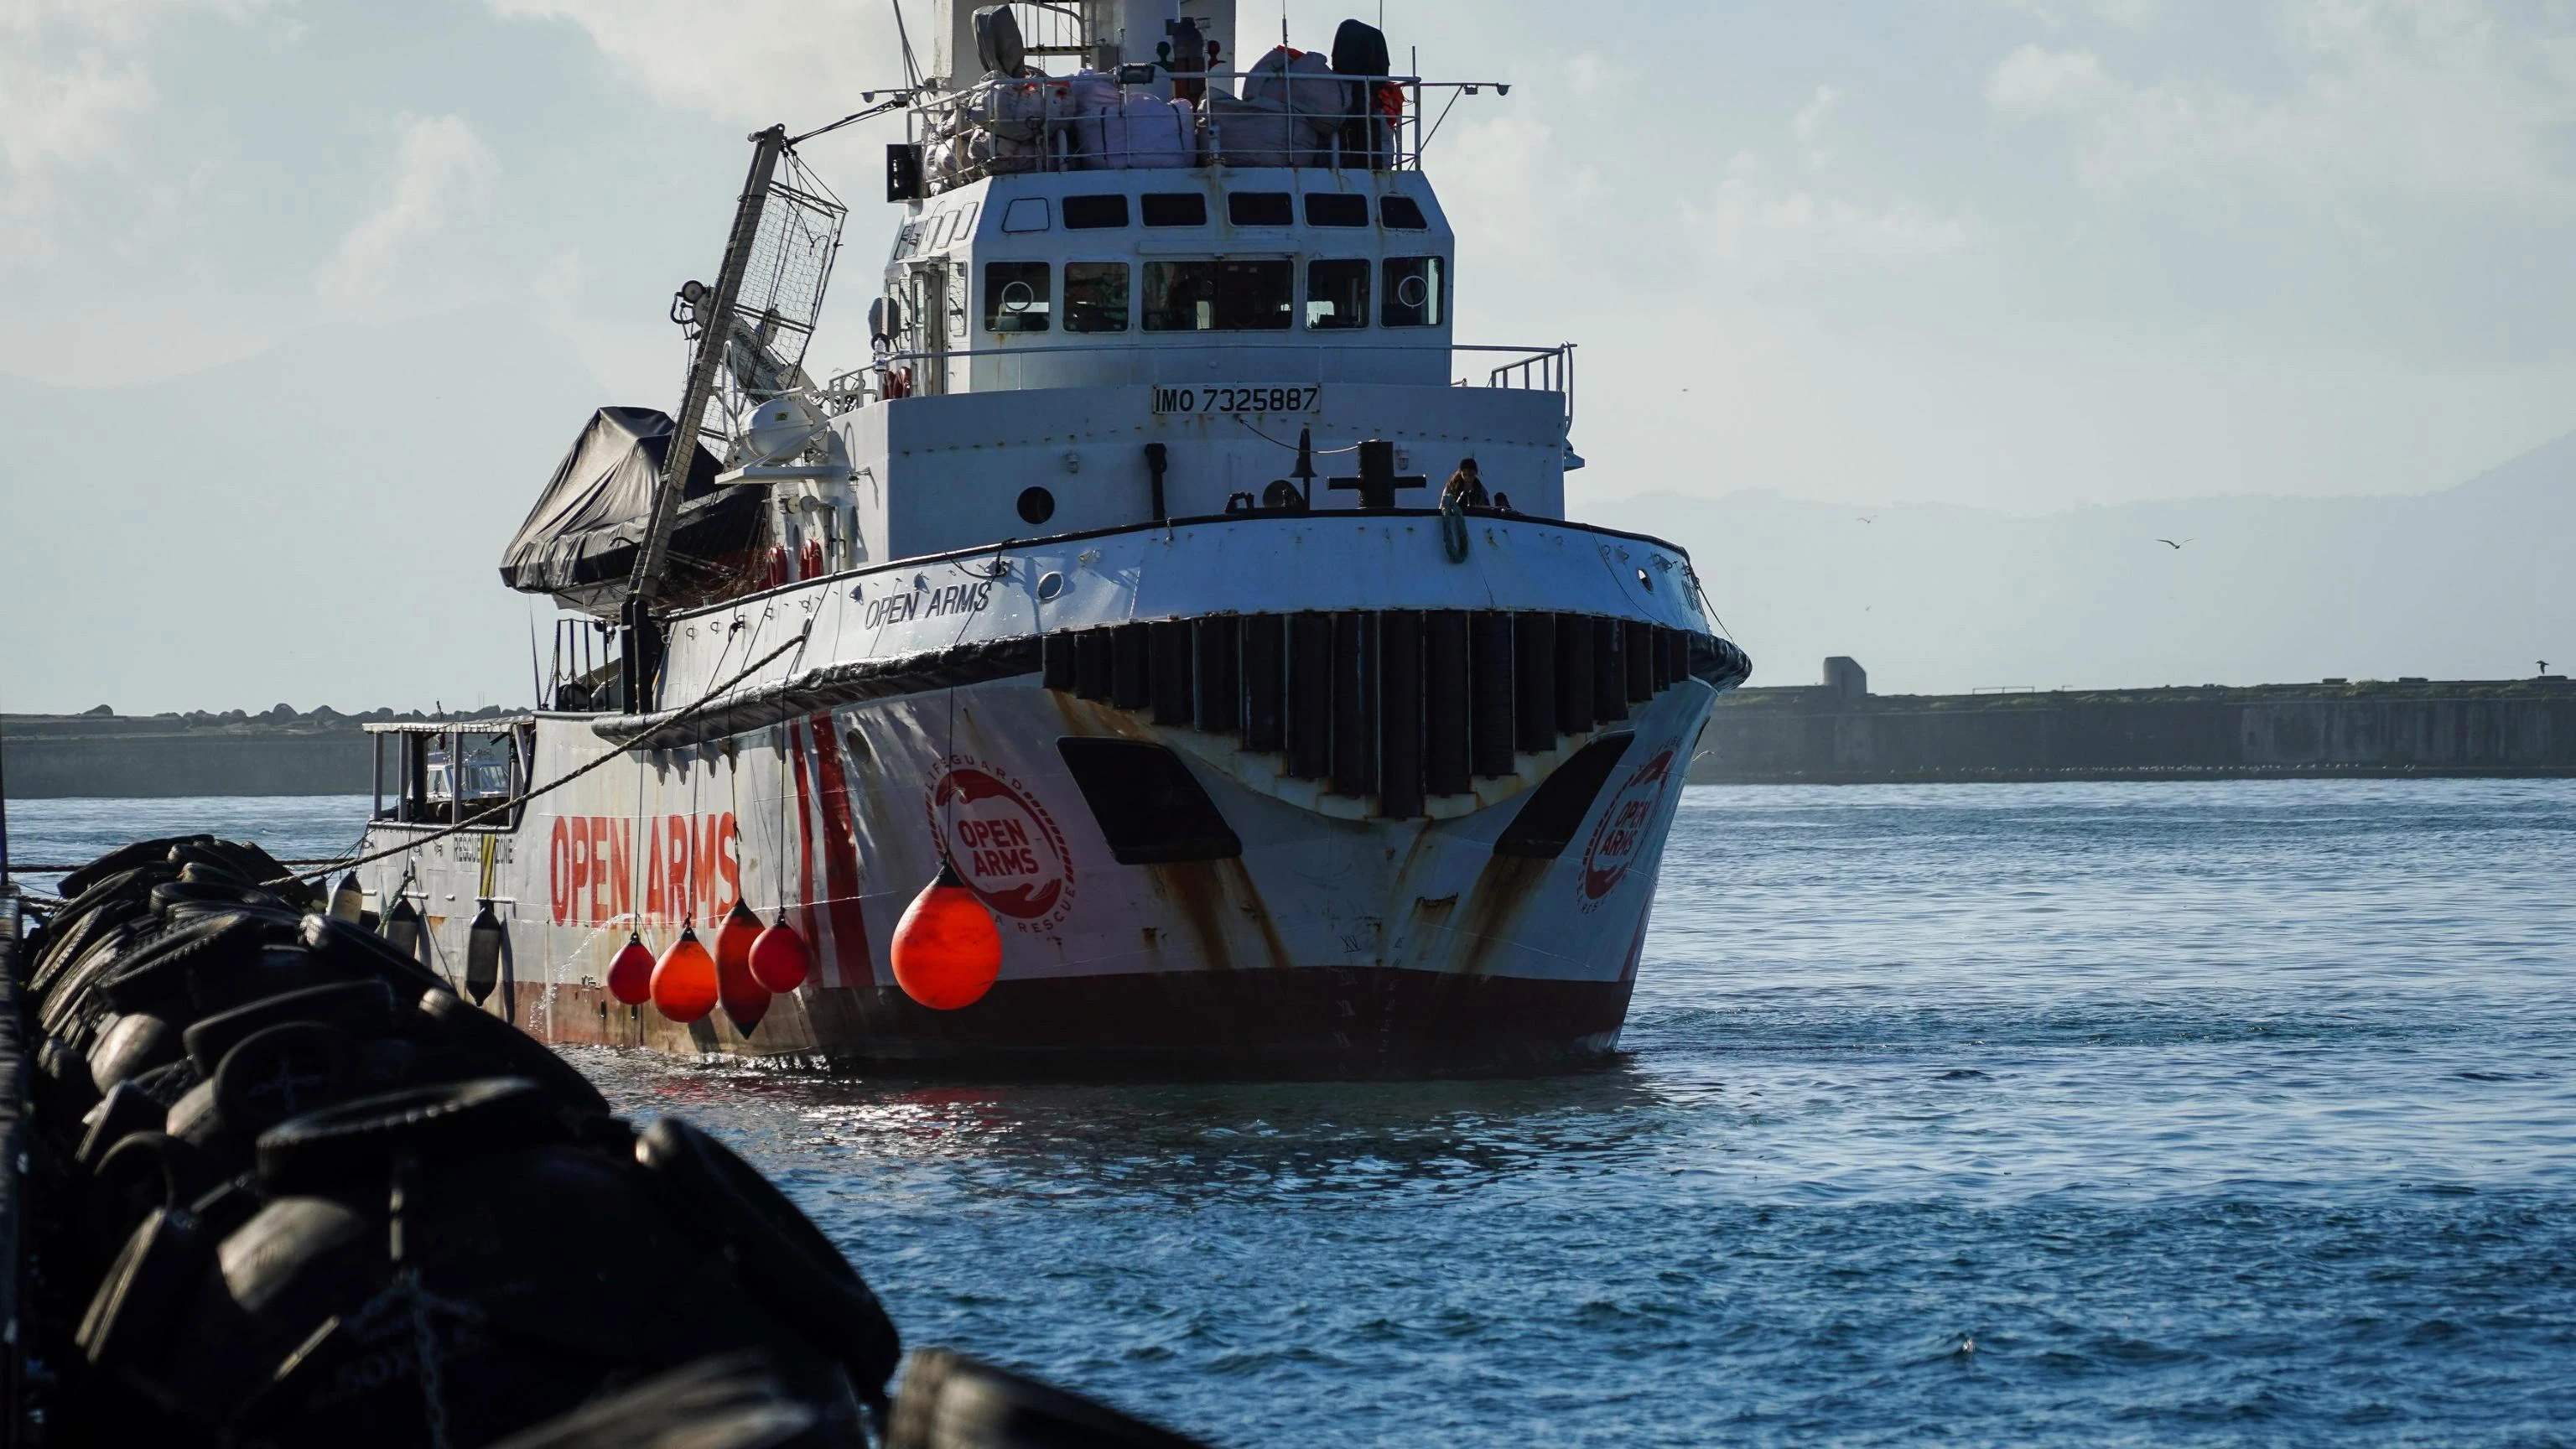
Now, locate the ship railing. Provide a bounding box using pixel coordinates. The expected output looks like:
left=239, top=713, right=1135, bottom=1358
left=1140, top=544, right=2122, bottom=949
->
left=909, top=73, right=1507, bottom=195
left=1488, top=344, right=1574, bottom=430
left=823, top=340, right=1576, bottom=428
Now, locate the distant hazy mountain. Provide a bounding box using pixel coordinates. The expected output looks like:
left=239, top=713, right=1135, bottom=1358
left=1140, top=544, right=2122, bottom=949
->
left=1583, top=431, right=2576, bottom=695
left=2, top=309, right=610, bottom=715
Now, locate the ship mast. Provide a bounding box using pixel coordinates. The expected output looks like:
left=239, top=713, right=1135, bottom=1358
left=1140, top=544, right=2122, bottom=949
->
left=622, top=125, right=791, bottom=704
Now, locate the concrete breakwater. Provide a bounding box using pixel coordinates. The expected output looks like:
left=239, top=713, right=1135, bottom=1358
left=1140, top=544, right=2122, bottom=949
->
left=14, top=678, right=2575, bottom=798
left=1696, top=667, right=2576, bottom=783
left=0, top=707, right=484, bottom=798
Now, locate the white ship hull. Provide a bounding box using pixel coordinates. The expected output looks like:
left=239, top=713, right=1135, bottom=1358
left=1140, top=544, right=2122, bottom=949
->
left=358, top=511, right=1743, bottom=1074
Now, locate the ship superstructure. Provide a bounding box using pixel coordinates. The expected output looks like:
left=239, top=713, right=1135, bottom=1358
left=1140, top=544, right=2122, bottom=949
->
left=356, top=0, right=1749, bottom=1074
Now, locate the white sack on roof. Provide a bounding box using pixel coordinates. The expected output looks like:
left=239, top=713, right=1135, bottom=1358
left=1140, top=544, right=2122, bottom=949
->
left=1085, top=95, right=1196, bottom=169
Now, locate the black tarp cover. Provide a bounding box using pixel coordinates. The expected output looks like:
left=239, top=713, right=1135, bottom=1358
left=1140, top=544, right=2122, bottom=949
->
left=499, top=407, right=767, bottom=615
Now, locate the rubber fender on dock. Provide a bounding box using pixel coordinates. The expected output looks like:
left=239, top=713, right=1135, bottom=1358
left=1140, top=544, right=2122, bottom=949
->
left=636, top=1116, right=904, bottom=1403
left=15, top=831, right=1220, bottom=1448
left=254, top=1077, right=567, bottom=1196
left=886, top=1349, right=1213, bottom=1449
left=86, top=1010, right=183, bottom=1095
left=486, top=1350, right=821, bottom=1449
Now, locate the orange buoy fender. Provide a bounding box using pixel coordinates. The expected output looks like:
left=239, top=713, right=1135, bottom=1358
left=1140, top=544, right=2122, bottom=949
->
left=714, top=902, right=772, bottom=1033
left=606, top=933, right=656, bottom=1006
left=649, top=925, right=719, bottom=1023
left=715, top=899, right=762, bottom=978
left=748, top=916, right=812, bottom=994
left=888, top=861, right=1002, bottom=1010
left=718, top=954, right=772, bottom=1033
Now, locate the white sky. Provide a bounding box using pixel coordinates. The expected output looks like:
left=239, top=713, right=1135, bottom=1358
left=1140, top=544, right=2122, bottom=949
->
left=3, top=0, right=2573, bottom=710
left=12, top=0, right=2576, bottom=506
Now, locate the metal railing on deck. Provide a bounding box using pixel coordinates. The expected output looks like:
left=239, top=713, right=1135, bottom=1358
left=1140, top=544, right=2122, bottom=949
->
left=913, top=73, right=1507, bottom=193
left=1488, top=345, right=1574, bottom=431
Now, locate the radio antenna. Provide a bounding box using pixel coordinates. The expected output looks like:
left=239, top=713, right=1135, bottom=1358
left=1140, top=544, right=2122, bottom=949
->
left=890, top=0, right=922, bottom=89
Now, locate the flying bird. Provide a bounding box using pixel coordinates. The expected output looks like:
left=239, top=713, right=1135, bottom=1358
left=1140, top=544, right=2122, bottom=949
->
left=2155, top=538, right=2193, bottom=549
left=1857, top=512, right=1877, bottom=524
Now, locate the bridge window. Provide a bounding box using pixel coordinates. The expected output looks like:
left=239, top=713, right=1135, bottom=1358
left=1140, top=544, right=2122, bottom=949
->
left=1063, top=194, right=1130, bottom=229
left=1063, top=262, right=1130, bottom=332
left=1381, top=195, right=1429, bottom=230
left=381, top=727, right=524, bottom=828
left=1306, top=259, right=1369, bottom=329
left=1142, top=259, right=1293, bottom=331
left=1306, top=194, right=1368, bottom=227
left=1001, top=197, right=1052, bottom=232
left=1142, top=193, right=1208, bottom=226
left=1382, top=256, right=1445, bottom=327
left=1228, top=192, right=1293, bottom=226
left=984, top=262, right=1052, bottom=332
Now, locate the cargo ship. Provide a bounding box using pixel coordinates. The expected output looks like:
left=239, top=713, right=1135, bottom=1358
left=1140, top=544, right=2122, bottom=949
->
left=350, top=0, right=1750, bottom=1074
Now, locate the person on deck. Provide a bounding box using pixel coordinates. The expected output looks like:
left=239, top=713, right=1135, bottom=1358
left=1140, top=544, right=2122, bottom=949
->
left=1441, top=457, right=1489, bottom=510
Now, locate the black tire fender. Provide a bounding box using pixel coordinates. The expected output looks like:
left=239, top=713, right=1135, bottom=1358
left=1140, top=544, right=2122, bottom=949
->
left=255, top=1076, right=564, bottom=1196
left=76, top=1207, right=211, bottom=1370
left=184, top=980, right=392, bottom=1078
left=634, top=1116, right=902, bottom=1400
left=78, top=1082, right=173, bottom=1170
left=89, top=1012, right=181, bottom=1095
left=212, top=1021, right=360, bottom=1140
left=91, top=1132, right=217, bottom=1258
left=886, top=1348, right=1213, bottom=1449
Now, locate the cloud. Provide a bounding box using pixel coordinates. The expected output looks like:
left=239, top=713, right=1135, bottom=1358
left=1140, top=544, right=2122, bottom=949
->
left=486, top=0, right=902, bottom=127
left=1985, top=44, right=2109, bottom=114
left=1986, top=1, right=2576, bottom=205
left=1686, top=150, right=1977, bottom=274
left=0, top=0, right=273, bottom=260
left=1793, top=84, right=1842, bottom=168
left=314, top=114, right=500, bottom=307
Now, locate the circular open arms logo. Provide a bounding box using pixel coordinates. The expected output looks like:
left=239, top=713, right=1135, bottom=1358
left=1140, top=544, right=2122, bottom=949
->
left=926, top=756, right=1076, bottom=933
left=1578, top=739, right=1679, bottom=911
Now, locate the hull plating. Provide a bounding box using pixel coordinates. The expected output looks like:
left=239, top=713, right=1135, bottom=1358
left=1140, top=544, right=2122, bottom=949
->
left=359, top=513, right=1728, bottom=1076
left=364, top=678, right=1709, bottom=1074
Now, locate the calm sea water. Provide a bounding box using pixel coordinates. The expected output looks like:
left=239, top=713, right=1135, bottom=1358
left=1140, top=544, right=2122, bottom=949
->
left=11, top=782, right=2576, bottom=1444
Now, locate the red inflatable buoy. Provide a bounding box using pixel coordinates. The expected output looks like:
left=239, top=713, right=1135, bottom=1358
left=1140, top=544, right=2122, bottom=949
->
left=649, top=924, right=719, bottom=1023
left=715, top=899, right=761, bottom=978
left=748, top=915, right=812, bottom=994
left=718, top=951, right=772, bottom=1034
left=889, top=860, right=1001, bottom=1010
left=606, top=933, right=655, bottom=1006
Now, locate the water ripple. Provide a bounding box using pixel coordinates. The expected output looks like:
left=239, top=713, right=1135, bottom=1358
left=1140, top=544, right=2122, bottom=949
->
left=17, top=778, right=2576, bottom=1442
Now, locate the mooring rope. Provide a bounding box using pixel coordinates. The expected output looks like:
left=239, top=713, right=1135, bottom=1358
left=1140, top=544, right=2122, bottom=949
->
left=253, top=626, right=813, bottom=889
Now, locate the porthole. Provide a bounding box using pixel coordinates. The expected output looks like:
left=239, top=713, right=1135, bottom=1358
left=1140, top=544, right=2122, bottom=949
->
left=1636, top=568, right=1654, bottom=591
left=1036, top=570, right=1066, bottom=601
left=1018, top=486, right=1057, bottom=525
